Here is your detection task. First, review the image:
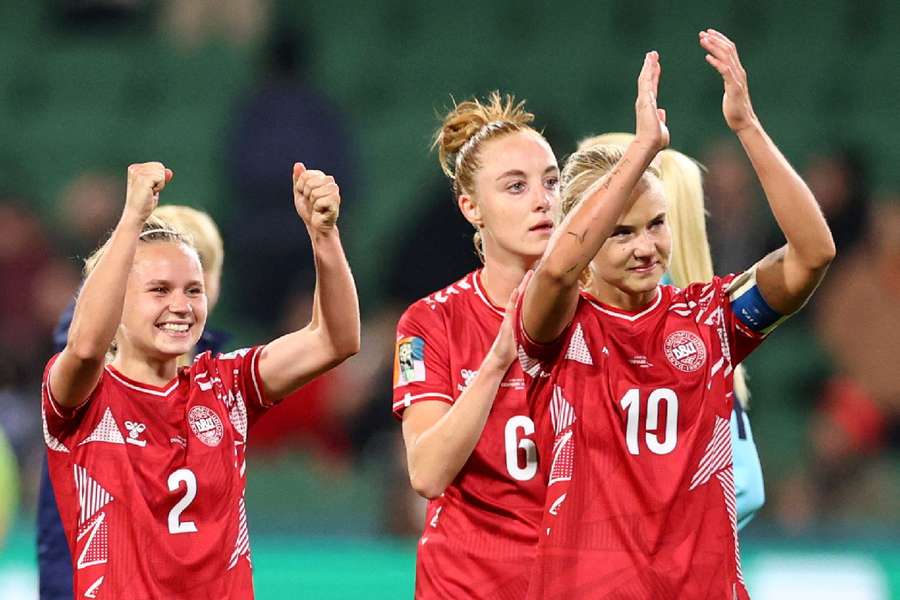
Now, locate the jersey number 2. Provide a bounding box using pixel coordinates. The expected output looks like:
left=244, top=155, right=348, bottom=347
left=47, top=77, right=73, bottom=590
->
left=505, top=416, right=538, bottom=481
left=620, top=388, right=678, bottom=455
left=168, top=468, right=198, bottom=534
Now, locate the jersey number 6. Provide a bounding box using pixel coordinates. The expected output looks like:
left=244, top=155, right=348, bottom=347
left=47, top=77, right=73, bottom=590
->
left=505, top=416, right=538, bottom=481
left=620, top=388, right=679, bottom=455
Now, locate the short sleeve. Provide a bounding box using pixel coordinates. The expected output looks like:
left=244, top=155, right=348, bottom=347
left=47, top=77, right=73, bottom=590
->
left=513, top=284, right=575, bottom=380
left=41, top=354, right=95, bottom=449
left=203, top=346, right=271, bottom=420
left=391, top=301, right=453, bottom=419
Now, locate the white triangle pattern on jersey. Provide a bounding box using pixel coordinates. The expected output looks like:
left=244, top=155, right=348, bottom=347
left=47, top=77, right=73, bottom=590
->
left=78, top=407, right=126, bottom=446
left=74, top=464, right=114, bottom=527
left=229, top=391, right=248, bottom=440
left=689, top=416, right=732, bottom=491
left=228, top=494, right=251, bottom=570
left=42, top=406, right=69, bottom=453
left=564, top=323, right=593, bottom=365
left=76, top=511, right=109, bottom=570
left=84, top=576, right=104, bottom=598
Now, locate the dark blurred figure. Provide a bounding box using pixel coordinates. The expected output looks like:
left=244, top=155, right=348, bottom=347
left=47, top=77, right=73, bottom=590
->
left=54, top=171, right=122, bottom=262
left=802, top=147, right=871, bottom=257
left=225, top=26, right=356, bottom=331
left=702, top=138, right=767, bottom=274
left=775, top=198, right=900, bottom=531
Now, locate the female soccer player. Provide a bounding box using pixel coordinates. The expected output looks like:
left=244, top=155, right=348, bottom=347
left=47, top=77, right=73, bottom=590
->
left=393, top=93, right=558, bottom=598
left=517, top=32, right=834, bottom=599
left=38, top=203, right=230, bottom=600
left=42, top=162, right=359, bottom=599
left=578, top=132, right=765, bottom=529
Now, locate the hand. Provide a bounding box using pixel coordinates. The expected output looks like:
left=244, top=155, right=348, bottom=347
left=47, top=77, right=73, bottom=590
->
left=487, top=271, right=534, bottom=369
left=293, top=163, right=341, bottom=232
left=700, top=29, right=757, bottom=132
left=634, top=51, right=670, bottom=152
left=124, top=162, right=173, bottom=222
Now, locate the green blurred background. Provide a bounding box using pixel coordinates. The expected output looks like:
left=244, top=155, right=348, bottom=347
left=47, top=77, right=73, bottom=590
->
left=0, top=1, right=897, bottom=598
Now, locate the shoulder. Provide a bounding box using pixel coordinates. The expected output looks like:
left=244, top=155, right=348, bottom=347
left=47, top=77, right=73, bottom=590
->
left=398, top=271, right=480, bottom=330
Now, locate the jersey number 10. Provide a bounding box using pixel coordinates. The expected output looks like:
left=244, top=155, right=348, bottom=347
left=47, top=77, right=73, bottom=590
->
left=619, top=388, right=679, bottom=455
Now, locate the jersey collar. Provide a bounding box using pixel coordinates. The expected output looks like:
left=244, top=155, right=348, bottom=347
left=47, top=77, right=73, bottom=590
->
left=472, top=269, right=506, bottom=317
left=105, top=365, right=181, bottom=397
left=583, top=286, right=663, bottom=322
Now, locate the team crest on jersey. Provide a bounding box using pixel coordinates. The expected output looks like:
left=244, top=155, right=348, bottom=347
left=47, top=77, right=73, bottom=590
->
left=188, top=405, right=224, bottom=447
left=664, top=330, right=707, bottom=372
left=394, top=336, right=426, bottom=387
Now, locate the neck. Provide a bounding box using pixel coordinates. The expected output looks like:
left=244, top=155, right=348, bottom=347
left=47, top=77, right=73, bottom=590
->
left=111, top=345, right=179, bottom=386
left=480, top=253, right=537, bottom=309
left=590, top=280, right=659, bottom=313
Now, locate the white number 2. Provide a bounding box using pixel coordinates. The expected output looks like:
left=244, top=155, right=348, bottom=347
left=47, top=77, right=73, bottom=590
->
left=619, top=388, right=679, bottom=455
left=167, top=468, right=198, bottom=534
left=505, top=416, right=538, bottom=481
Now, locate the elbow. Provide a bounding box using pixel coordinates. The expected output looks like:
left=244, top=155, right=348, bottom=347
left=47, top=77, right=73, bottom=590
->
left=409, top=472, right=446, bottom=500
left=66, top=337, right=109, bottom=364
left=331, top=335, right=360, bottom=364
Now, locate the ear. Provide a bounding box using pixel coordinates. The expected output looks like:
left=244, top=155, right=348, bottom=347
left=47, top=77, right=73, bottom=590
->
left=457, top=194, right=483, bottom=228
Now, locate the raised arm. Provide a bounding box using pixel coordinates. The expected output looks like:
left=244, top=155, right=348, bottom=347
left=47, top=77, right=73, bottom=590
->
left=523, top=52, right=669, bottom=343
left=700, top=29, right=835, bottom=313
left=49, top=163, right=172, bottom=408
left=402, top=275, right=529, bottom=499
left=257, top=163, right=360, bottom=400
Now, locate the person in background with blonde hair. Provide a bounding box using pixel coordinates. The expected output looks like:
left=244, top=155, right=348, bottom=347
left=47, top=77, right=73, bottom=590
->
left=577, top=132, right=764, bottom=529
left=41, top=161, right=358, bottom=599
left=393, top=91, right=558, bottom=598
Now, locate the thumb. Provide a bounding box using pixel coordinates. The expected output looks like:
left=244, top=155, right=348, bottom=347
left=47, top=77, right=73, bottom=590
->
left=164, top=168, right=174, bottom=184
left=292, top=162, right=306, bottom=185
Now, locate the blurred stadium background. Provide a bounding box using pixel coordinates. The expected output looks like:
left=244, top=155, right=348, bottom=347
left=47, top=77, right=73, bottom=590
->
left=0, top=1, right=897, bottom=598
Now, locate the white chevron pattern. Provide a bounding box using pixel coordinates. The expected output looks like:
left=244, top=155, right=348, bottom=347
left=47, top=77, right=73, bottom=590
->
left=74, top=464, right=114, bottom=526
left=550, top=385, right=576, bottom=435
left=564, top=323, right=593, bottom=365
left=717, top=466, right=744, bottom=585
left=689, top=416, right=732, bottom=491
left=227, top=495, right=251, bottom=570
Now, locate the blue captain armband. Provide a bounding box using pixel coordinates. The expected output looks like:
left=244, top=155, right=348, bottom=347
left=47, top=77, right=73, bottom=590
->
left=727, top=266, right=787, bottom=335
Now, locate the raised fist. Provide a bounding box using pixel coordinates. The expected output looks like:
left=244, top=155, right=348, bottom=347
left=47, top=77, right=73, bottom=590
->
left=292, top=163, right=341, bottom=232
left=125, top=162, right=173, bottom=222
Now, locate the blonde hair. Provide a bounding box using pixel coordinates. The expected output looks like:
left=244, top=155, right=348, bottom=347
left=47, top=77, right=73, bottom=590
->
left=153, top=205, right=223, bottom=280
left=575, top=133, right=750, bottom=405
left=433, top=91, right=538, bottom=261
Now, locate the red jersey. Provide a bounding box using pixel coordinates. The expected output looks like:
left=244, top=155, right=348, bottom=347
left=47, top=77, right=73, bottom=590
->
left=516, top=273, right=770, bottom=600
left=393, top=270, right=545, bottom=599
left=43, top=346, right=271, bottom=599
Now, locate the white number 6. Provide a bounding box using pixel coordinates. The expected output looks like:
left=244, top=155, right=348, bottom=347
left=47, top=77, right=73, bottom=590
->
left=505, top=416, right=538, bottom=481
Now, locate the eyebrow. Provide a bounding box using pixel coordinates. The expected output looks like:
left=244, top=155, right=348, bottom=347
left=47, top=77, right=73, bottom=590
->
left=496, top=165, right=560, bottom=181
left=145, top=279, right=204, bottom=287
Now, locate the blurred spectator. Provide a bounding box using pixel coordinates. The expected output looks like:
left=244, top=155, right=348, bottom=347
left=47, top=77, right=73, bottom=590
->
left=802, top=147, right=872, bottom=257
left=161, top=0, right=270, bottom=49
left=702, top=138, right=767, bottom=274
left=54, top=172, right=122, bottom=262
left=775, top=199, right=900, bottom=530
left=225, top=25, right=357, bottom=331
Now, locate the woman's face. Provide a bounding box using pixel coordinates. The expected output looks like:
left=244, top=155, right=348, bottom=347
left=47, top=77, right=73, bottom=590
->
left=117, top=242, right=208, bottom=361
left=462, top=130, right=560, bottom=264
left=589, top=177, right=671, bottom=301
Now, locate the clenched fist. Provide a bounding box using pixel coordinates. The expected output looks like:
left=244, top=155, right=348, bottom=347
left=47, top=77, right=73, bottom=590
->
left=292, top=162, right=341, bottom=232
left=125, top=162, right=173, bottom=222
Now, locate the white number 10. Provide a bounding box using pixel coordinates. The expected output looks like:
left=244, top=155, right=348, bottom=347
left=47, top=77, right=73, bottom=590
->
left=619, top=388, right=679, bottom=455
left=167, top=468, right=198, bottom=534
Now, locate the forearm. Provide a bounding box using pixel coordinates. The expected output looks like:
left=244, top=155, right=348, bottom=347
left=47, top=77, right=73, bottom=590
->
left=736, top=121, right=835, bottom=268
left=526, top=140, right=657, bottom=342
left=66, top=215, right=142, bottom=360
left=309, top=227, right=360, bottom=358
left=406, top=357, right=508, bottom=498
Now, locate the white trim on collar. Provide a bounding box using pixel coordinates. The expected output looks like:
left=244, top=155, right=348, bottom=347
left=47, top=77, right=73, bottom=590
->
left=105, top=367, right=179, bottom=397
left=585, top=287, right=662, bottom=322
left=472, top=271, right=505, bottom=317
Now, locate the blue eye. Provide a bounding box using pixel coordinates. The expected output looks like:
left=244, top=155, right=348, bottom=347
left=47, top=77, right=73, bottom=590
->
left=507, top=181, right=526, bottom=193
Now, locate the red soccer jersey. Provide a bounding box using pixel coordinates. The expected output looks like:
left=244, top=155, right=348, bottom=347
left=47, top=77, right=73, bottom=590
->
left=516, top=274, right=768, bottom=600
left=42, top=346, right=271, bottom=599
left=393, top=270, right=545, bottom=599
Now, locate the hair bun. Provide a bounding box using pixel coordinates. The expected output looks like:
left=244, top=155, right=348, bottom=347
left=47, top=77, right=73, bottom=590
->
left=433, top=91, right=534, bottom=179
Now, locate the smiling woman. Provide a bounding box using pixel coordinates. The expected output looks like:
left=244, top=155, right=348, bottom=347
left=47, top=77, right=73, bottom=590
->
left=42, top=161, right=359, bottom=599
